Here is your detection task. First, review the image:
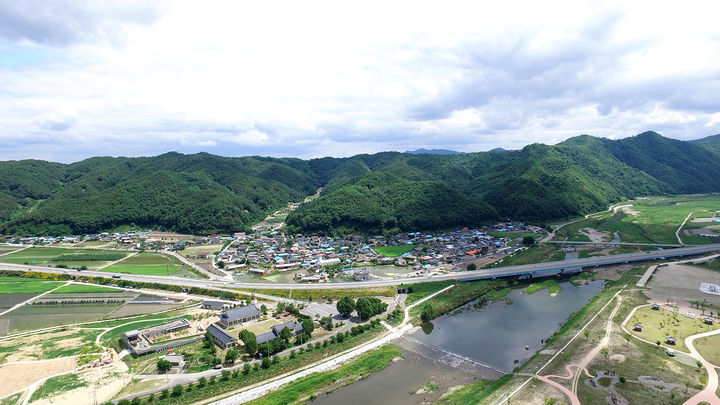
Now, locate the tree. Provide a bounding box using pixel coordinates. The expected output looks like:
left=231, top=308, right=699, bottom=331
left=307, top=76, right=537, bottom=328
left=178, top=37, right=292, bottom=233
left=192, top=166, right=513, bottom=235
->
left=420, top=303, right=435, bottom=322
left=466, top=263, right=477, bottom=271
left=157, top=359, right=172, bottom=373
left=239, top=330, right=258, bottom=356
left=225, top=348, right=239, bottom=365
left=337, top=296, right=355, bottom=317
left=262, top=356, right=271, bottom=369
left=171, top=384, right=183, bottom=397
left=261, top=304, right=268, bottom=315
left=301, top=318, right=315, bottom=335
left=280, top=326, right=293, bottom=343
left=522, top=236, right=536, bottom=246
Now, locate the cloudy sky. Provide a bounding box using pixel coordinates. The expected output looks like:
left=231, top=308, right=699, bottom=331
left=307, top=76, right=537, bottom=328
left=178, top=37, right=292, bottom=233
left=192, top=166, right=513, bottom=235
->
left=1, top=0, right=719, bottom=162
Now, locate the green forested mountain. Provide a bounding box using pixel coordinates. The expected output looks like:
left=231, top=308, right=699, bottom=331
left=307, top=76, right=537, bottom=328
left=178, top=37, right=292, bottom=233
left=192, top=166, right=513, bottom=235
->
left=691, top=134, right=720, bottom=156
left=1, top=131, right=720, bottom=236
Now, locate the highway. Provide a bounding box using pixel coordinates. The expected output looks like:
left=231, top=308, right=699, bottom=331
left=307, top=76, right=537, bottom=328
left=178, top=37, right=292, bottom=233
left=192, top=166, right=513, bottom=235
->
left=2, top=243, right=719, bottom=291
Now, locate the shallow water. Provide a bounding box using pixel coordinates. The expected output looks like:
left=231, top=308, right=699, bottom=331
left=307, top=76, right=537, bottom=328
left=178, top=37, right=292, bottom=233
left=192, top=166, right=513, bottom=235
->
left=409, top=279, right=606, bottom=371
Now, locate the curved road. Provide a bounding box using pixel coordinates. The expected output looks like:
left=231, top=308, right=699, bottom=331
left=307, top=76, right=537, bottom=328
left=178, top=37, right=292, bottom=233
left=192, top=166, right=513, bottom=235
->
left=1, top=244, right=718, bottom=291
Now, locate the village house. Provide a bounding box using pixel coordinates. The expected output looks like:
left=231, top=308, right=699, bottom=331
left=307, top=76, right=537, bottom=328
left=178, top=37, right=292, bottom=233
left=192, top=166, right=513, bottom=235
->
left=256, top=321, right=304, bottom=345
left=207, top=324, right=238, bottom=349
left=218, top=304, right=263, bottom=328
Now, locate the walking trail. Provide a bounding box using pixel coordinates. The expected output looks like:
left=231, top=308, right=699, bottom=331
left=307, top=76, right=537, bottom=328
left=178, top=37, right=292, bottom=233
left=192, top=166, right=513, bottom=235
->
left=533, top=295, right=623, bottom=404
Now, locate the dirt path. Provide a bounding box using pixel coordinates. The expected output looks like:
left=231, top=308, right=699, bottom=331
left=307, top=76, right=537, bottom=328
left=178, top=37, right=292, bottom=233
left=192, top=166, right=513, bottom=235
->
left=571, top=295, right=622, bottom=394
left=535, top=364, right=593, bottom=405
left=683, top=329, right=720, bottom=404
left=497, top=286, right=626, bottom=404
left=677, top=212, right=693, bottom=246
left=533, top=295, right=623, bottom=405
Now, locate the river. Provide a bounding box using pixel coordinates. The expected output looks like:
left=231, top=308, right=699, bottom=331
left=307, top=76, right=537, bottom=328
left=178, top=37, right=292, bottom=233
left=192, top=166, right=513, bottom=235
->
left=313, top=279, right=605, bottom=404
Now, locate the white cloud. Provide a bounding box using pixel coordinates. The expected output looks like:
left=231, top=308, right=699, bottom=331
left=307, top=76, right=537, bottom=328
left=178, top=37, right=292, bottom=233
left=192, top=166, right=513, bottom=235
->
left=0, top=0, right=719, bottom=162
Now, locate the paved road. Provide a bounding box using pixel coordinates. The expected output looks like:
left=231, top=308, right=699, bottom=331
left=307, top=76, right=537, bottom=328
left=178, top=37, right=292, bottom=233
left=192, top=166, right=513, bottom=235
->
left=547, top=241, right=681, bottom=247
left=2, top=244, right=719, bottom=291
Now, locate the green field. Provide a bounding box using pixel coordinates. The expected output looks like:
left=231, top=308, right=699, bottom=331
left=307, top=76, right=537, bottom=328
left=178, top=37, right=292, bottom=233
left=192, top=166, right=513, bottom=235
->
left=555, top=195, right=720, bottom=245
left=0, top=277, right=64, bottom=294
left=101, top=253, right=183, bottom=276
left=0, top=247, right=127, bottom=270
left=372, top=245, right=415, bottom=257
left=49, top=284, right=124, bottom=294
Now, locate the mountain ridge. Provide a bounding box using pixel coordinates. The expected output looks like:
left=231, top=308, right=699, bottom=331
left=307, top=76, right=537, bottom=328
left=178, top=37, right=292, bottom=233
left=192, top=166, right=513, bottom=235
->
left=2, top=131, right=720, bottom=236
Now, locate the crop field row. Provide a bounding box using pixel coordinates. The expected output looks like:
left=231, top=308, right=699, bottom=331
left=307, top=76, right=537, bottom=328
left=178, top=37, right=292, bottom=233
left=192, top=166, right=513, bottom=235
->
left=101, top=252, right=186, bottom=276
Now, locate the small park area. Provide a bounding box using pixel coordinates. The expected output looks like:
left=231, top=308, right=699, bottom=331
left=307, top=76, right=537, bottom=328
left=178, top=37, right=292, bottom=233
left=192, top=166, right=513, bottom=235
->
left=627, top=305, right=720, bottom=352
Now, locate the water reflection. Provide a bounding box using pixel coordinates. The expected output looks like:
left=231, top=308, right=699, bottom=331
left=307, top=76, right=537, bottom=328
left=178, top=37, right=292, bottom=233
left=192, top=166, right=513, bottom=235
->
left=410, top=280, right=605, bottom=371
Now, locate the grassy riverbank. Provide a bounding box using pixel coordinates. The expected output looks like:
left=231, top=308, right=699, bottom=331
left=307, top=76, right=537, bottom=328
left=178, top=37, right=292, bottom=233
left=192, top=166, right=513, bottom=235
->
left=248, top=345, right=402, bottom=404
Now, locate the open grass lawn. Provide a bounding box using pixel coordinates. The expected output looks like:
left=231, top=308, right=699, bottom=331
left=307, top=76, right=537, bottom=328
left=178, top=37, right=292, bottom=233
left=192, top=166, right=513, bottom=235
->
left=556, top=194, right=720, bottom=245
left=49, top=284, right=124, bottom=294
left=694, top=334, right=720, bottom=366
left=0, top=247, right=127, bottom=270
left=627, top=306, right=720, bottom=352
left=248, top=345, right=401, bottom=405
left=101, top=252, right=182, bottom=276
left=0, top=277, right=63, bottom=294
left=229, top=317, right=286, bottom=337
left=372, top=245, right=415, bottom=257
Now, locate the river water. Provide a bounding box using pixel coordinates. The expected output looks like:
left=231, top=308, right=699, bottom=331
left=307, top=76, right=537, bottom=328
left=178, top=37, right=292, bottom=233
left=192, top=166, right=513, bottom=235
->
left=409, top=280, right=606, bottom=372
left=313, top=279, right=606, bottom=404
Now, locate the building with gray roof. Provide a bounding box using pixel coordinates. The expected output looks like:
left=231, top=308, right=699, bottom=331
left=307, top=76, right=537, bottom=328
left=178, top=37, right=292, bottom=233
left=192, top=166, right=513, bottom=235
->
left=218, top=304, right=262, bottom=328
left=208, top=323, right=238, bottom=349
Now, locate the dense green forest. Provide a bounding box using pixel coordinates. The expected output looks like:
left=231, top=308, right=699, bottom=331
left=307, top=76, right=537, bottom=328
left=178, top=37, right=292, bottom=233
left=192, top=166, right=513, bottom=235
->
left=692, top=134, right=720, bottom=156
left=1, top=131, right=720, bottom=236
